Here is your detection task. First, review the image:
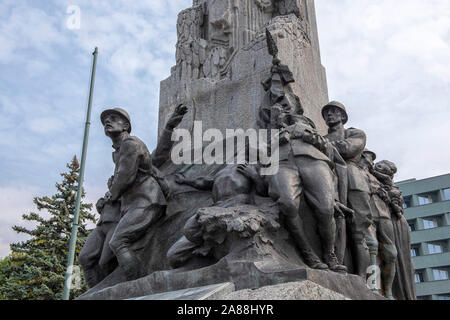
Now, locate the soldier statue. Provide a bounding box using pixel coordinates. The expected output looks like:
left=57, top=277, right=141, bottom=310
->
left=79, top=189, right=120, bottom=287
left=360, top=150, right=398, bottom=300
left=169, top=163, right=267, bottom=269
left=322, top=101, right=372, bottom=277
left=83, top=105, right=188, bottom=282
left=264, top=95, right=349, bottom=273
left=373, top=160, right=416, bottom=300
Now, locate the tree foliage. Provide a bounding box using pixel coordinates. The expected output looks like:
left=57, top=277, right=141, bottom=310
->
left=0, top=156, right=96, bottom=300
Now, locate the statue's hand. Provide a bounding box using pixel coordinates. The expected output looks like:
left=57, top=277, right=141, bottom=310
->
left=167, top=104, right=188, bottom=130
left=174, top=174, right=186, bottom=185
left=96, top=198, right=107, bottom=214
left=107, top=176, right=114, bottom=190
left=104, top=191, right=113, bottom=202
left=237, top=164, right=258, bottom=180
left=335, top=201, right=355, bottom=220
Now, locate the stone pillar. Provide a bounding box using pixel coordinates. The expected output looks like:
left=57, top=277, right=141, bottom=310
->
left=438, top=189, right=446, bottom=202
left=411, top=194, right=420, bottom=207
left=425, top=268, right=435, bottom=282
left=445, top=213, right=450, bottom=227
left=416, top=217, right=425, bottom=231
left=158, top=0, right=329, bottom=138
left=419, top=242, right=429, bottom=256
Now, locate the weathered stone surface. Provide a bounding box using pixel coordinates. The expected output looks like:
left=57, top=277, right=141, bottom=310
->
left=223, top=281, right=349, bottom=300
left=159, top=1, right=328, bottom=138
left=129, top=282, right=235, bottom=301
left=78, top=257, right=383, bottom=300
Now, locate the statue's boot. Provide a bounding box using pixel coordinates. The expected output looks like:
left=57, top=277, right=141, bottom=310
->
left=301, top=249, right=329, bottom=270
left=83, top=266, right=104, bottom=288
left=353, top=235, right=370, bottom=278
left=323, top=251, right=348, bottom=274
left=382, top=262, right=396, bottom=300
left=366, top=236, right=381, bottom=294
left=116, top=248, right=141, bottom=281
left=355, top=244, right=370, bottom=278
left=285, top=215, right=328, bottom=270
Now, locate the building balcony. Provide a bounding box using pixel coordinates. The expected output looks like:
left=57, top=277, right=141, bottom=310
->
left=413, top=252, right=450, bottom=270
left=404, top=200, right=450, bottom=220
left=411, top=225, right=450, bottom=245
left=416, top=279, right=450, bottom=297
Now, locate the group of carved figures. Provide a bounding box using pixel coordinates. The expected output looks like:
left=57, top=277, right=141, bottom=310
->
left=79, top=30, right=415, bottom=300
left=175, top=0, right=310, bottom=80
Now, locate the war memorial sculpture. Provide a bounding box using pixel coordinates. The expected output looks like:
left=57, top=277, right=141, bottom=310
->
left=78, top=0, right=416, bottom=300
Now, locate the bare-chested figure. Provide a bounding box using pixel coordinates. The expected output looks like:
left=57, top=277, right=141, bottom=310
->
left=175, top=164, right=266, bottom=208
left=167, top=164, right=266, bottom=268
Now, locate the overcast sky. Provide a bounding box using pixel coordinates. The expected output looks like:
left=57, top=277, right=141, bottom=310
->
left=0, top=0, right=449, bottom=258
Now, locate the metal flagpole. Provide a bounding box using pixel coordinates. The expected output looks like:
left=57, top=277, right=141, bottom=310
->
left=62, top=47, right=98, bottom=300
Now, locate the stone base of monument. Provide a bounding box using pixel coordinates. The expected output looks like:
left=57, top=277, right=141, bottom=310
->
left=128, top=281, right=350, bottom=301
left=78, top=259, right=384, bottom=300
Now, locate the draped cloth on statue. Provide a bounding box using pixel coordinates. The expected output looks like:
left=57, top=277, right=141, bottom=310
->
left=392, top=214, right=417, bottom=300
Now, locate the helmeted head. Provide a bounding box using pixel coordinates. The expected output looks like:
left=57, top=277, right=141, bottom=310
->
left=322, top=101, right=349, bottom=126
left=101, top=108, right=132, bottom=137
left=361, top=149, right=377, bottom=168
left=375, top=160, right=398, bottom=178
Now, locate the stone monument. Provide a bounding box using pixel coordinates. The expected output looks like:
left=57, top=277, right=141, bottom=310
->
left=159, top=0, right=329, bottom=137
left=77, top=0, right=416, bottom=300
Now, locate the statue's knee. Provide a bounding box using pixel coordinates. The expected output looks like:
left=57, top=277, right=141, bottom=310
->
left=315, top=205, right=334, bottom=223
left=78, top=251, right=89, bottom=268
left=366, top=237, right=379, bottom=253
left=381, top=244, right=398, bottom=263
left=108, top=235, right=122, bottom=254
left=352, top=232, right=365, bottom=245
left=278, top=198, right=299, bottom=218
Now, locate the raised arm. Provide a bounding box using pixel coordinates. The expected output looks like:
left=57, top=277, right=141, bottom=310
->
left=152, top=104, right=188, bottom=168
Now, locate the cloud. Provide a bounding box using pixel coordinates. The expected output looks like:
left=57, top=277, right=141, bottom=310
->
left=315, top=0, right=450, bottom=181
left=0, top=186, right=38, bottom=258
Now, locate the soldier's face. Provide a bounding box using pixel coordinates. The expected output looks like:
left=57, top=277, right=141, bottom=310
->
left=103, top=114, right=129, bottom=137
left=324, top=107, right=344, bottom=126
left=361, top=153, right=374, bottom=168
left=375, top=162, right=390, bottom=175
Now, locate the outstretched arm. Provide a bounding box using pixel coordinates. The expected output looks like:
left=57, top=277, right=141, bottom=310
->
left=152, top=104, right=188, bottom=168
left=175, top=174, right=215, bottom=191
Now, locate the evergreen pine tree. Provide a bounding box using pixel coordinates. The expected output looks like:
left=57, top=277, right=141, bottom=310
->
left=0, top=156, right=96, bottom=300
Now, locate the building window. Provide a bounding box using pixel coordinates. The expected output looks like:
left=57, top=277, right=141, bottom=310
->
left=418, top=195, right=433, bottom=206
left=415, top=273, right=424, bottom=283
left=437, top=295, right=450, bottom=300
left=411, top=247, right=420, bottom=257
left=403, top=196, right=412, bottom=208
left=433, top=269, right=449, bottom=281
left=423, top=217, right=439, bottom=229
left=409, top=223, right=415, bottom=232
left=428, top=243, right=443, bottom=254
left=444, top=188, right=450, bottom=201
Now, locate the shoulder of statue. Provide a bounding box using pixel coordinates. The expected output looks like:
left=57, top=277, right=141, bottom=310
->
left=121, top=135, right=144, bottom=150
left=346, top=127, right=366, bottom=138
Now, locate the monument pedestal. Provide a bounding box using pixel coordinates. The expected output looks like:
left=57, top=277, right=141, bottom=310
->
left=78, top=259, right=383, bottom=300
